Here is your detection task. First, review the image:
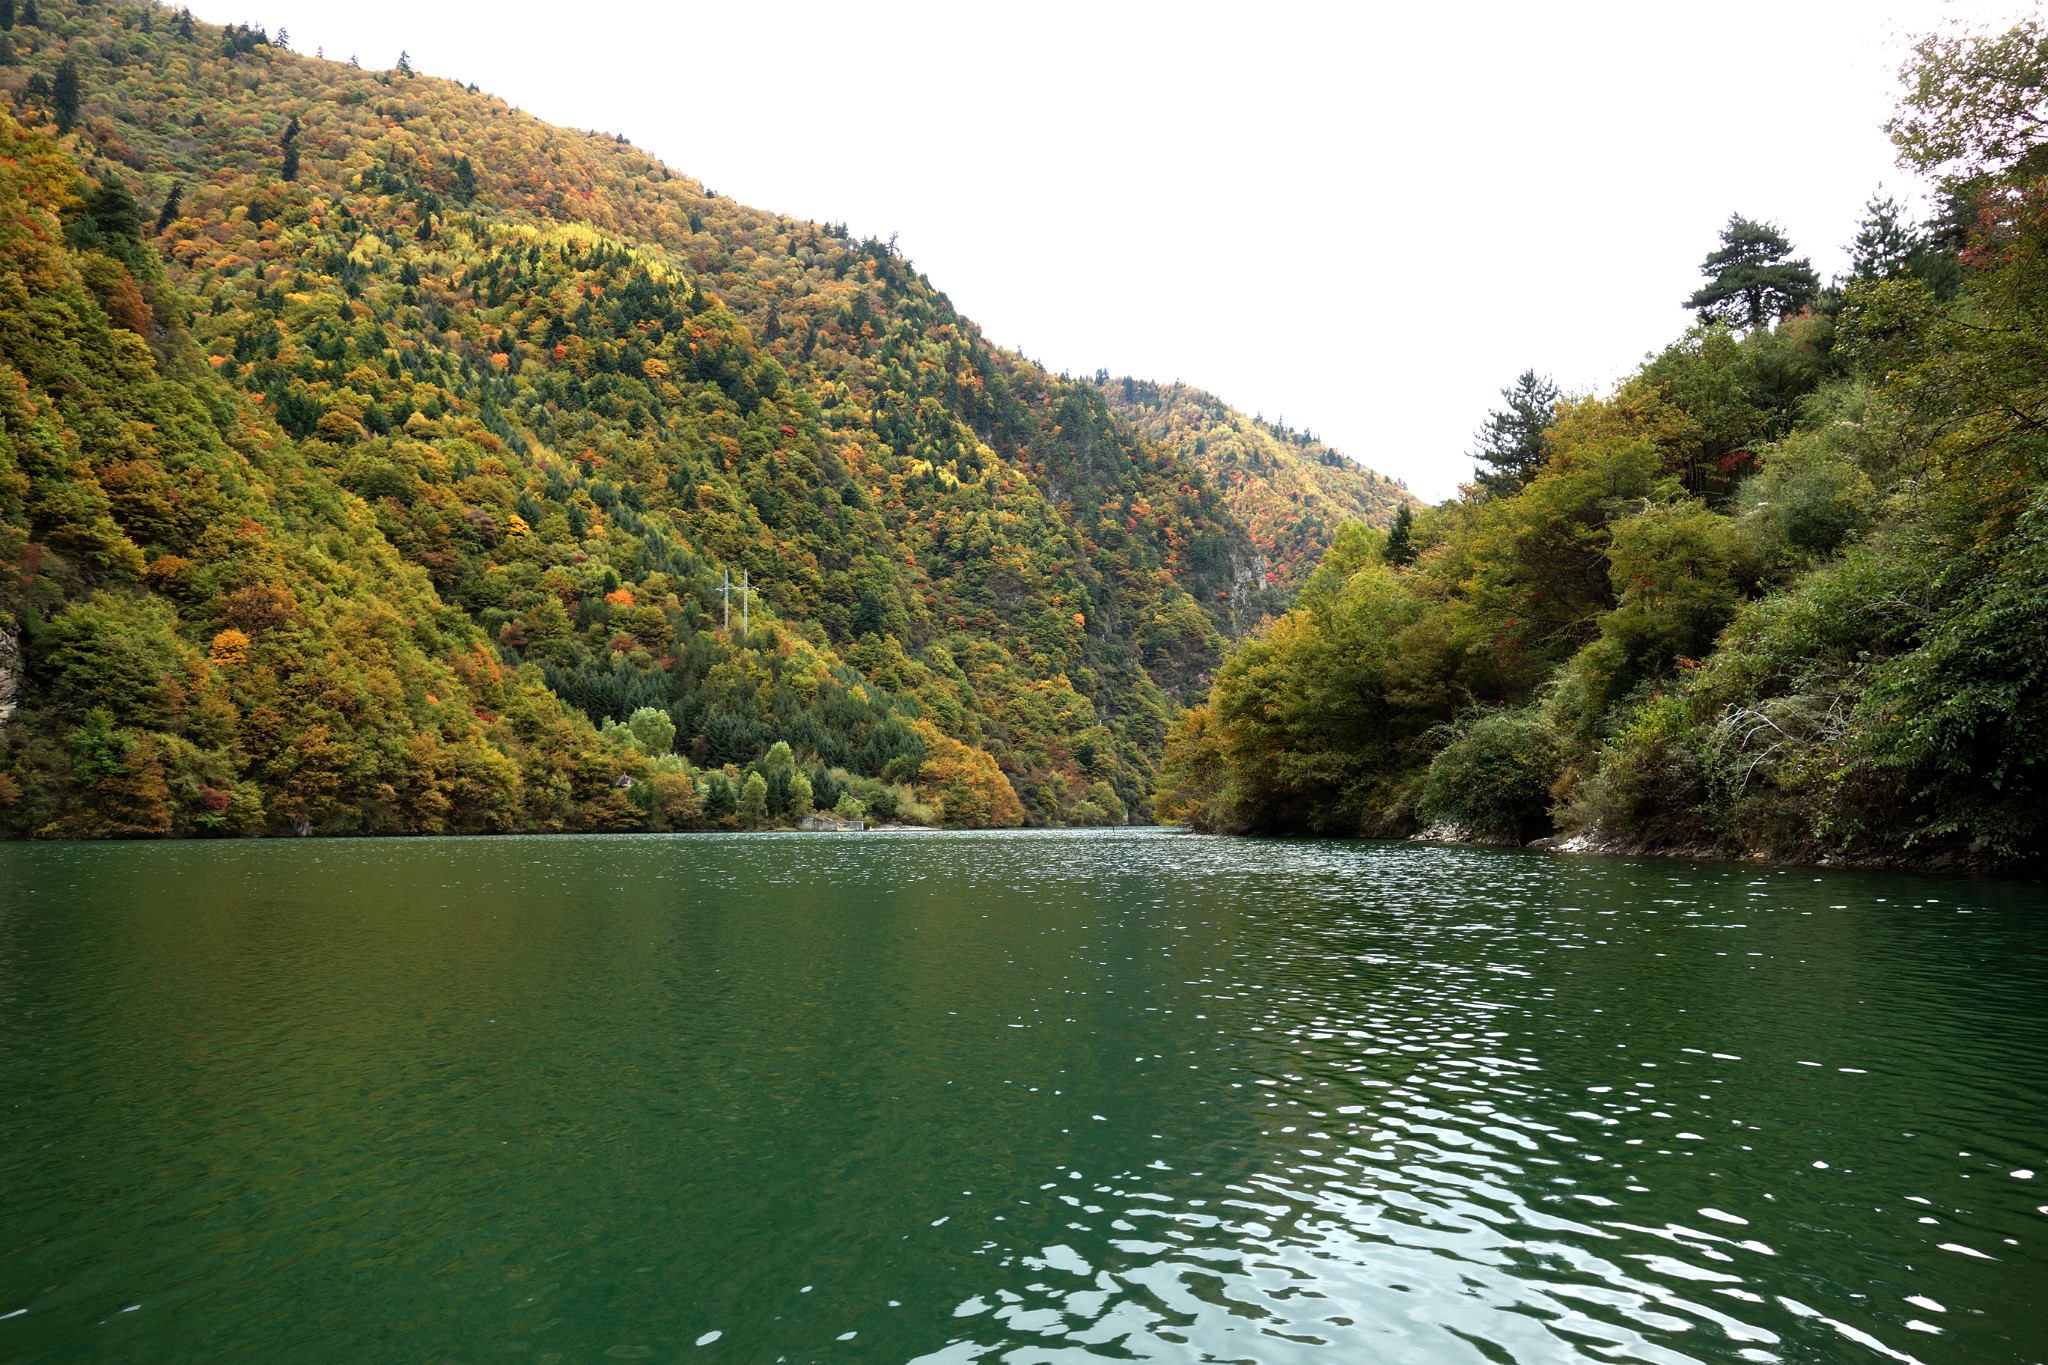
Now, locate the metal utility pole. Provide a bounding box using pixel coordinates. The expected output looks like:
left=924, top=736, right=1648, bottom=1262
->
left=720, top=568, right=731, bottom=631
left=741, top=569, right=750, bottom=634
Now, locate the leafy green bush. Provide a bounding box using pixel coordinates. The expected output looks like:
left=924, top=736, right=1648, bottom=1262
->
left=1416, top=709, right=1561, bottom=843
left=1845, top=490, right=2048, bottom=860
left=1562, top=693, right=1708, bottom=850
left=1737, top=427, right=1877, bottom=569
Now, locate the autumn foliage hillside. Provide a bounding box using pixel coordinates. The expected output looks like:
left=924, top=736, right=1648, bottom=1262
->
left=1094, top=374, right=1416, bottom=590
left=0, top=0, right=1363, bottom=834
left=0, top=110, right=654, bottom=835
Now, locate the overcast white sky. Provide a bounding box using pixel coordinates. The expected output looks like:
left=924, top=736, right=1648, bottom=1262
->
left=223, top=0, right=2028, bottom=500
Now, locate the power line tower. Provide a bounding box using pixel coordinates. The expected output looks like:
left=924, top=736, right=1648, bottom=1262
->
left=720, top=568, right=731, bottom=632
left=741, top=569, right=750, bottom=634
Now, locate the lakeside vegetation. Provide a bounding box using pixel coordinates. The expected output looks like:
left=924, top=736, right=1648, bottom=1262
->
left=0, top=0, right=1424, bottom=837
left=1159, top=21, right=2048, bottom=871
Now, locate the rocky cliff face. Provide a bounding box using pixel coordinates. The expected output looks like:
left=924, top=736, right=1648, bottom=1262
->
left=0, top=627, right=18, bottom=730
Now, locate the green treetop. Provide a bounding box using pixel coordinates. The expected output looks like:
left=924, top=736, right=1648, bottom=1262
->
left=1382, top=503, right=1416, bottom=565
left=1887, top=19, right=2048, bottom=184
left=1471, top=370, right=1559, bottom=495
left=739, top=771, right=769, bottom=824
left=53, top=58, right=78, bottom=132
left=1685, top=215, right=1819, bottom=328
left=1847, top=191, right=1920, bottom=280
left=627, top=707, right=676, bottom=756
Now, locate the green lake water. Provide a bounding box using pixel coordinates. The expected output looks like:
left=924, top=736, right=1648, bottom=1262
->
left=0, top=830, right=2043, bottom=1363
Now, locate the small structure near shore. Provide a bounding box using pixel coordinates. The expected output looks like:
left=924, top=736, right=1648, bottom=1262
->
left=798, top=815, right=866, bottom=832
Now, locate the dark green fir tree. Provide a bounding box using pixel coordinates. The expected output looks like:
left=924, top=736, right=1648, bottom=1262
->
left=1471, top=370, right=1559, bottom=495
left=1383, top=503, right=1416, bottom=565
left=53, top=57, right=78, bottom=133
left=1848, top=192, right=1919, bottom=281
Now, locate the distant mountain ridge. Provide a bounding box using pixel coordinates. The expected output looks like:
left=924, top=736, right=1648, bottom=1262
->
left=1093, top=375, right=1416, bottom=589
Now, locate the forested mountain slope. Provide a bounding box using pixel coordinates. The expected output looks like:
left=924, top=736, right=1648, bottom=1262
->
left=1159, top=20, right=2048, bottom=872
left=0, top=110, right=653, bottom=835
left=0, top=0, right=1331, bottom=835
left=1093, top=374, right=1415, bottom=590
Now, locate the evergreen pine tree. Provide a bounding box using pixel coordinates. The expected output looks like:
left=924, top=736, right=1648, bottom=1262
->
left=1848, top=192, right=1920, bottom=281
left=453, top=156, right=477, bottom=204
left=1383, top=504, right=1417, bottom=565
left=177, top=7, right=191, bottom=39
left=83, top=174, right=143, bottom=249
left=1923, top=186, right=1976, bottom=259
left=1471, top=371, right=1559, bottom=494
left=52, top=58, right=78, bottom=133
left=19, top=0, right=35, bottom=26
left=1909, top=186, right=1974, bottom=301
left=1684, top=215, right=1819, bottom=328
left=280, top=113, right=300, bottom=182
left=155, top=183, right=182, bottom=230
left=396, top=50, right=413, bottom=76
left=1, top=0, right=14, bottom=33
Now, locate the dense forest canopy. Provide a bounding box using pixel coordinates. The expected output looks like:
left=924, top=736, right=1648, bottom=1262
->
left=1159, top=17, right=2048, bottom=872
left=0, top=0, right=1415, bottom=838
left=1090, top=374, right=1415, bottom=591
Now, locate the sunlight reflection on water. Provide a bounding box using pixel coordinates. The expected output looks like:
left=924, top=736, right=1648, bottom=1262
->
left=0, top=831, right=2042, bottom=1363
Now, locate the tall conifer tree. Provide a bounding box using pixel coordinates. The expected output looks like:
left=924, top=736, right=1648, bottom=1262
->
left=1470, top=371, right=1559, bottom=495
left=52, top=58, right=78, bottom=132
left=1848, top=193, right=1920, bottom=280
left=1685, top=216, right=1819, bottom=328
left=1383, top=504, right=1416, bottom=565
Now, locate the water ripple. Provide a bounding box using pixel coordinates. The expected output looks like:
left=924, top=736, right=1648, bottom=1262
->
left=0, top=831, right=2042, bottom=1362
